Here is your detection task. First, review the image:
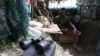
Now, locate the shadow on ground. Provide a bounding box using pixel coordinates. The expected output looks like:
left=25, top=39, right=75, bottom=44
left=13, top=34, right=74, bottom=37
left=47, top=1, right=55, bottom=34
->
left=60, top=43, right=96, bottom=56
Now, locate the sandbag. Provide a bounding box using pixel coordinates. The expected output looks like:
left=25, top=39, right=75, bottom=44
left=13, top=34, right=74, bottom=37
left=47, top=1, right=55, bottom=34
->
left=28, top=27, right=43, bottom=37
left=29, top=20, right=43, bottom=27
left=36, top=16, right=50, bottom=27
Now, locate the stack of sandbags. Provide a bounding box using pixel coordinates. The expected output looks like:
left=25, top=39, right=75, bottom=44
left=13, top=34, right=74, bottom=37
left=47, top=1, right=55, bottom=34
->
left=28, top=20, right=43, bottom=38
left=29, top=20, right=43, bottom=27
left=28, top=27, right=43, bottom=37
left=36, top=16, right=51, bottom=27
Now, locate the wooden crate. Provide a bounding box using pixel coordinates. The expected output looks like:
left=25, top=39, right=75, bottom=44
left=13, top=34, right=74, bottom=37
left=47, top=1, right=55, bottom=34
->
left=59, top=35, right=74, bottom=43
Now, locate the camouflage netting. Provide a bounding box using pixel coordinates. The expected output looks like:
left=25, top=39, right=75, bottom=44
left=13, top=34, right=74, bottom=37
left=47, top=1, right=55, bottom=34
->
left=31, top=0, right=51, bottom=19
left=0, top=0, right=11, bottom=38
left=0, top=0, right=29, bottom=39
left=5, top=0, right=29, bottom=39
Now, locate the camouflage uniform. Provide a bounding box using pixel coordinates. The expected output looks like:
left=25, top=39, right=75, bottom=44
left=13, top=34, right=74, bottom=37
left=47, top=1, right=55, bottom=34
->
left=53, top=15, right=81, bottom=51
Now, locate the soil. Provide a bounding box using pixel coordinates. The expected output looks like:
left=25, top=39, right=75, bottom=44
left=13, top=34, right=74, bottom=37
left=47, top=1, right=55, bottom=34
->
left=0, top=43, right=22, bottom=56
left=61, top=43, right=96, bottom=56
left=0, top=42, right=96, bottom=56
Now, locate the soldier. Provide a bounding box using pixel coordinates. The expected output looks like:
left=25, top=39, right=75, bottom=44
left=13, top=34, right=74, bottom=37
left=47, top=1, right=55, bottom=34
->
left=53, top=8, right=82, bottom=51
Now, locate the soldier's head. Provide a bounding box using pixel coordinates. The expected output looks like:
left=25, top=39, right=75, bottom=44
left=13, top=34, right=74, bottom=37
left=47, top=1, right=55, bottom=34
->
left=60, top=8, right=66, bottom=16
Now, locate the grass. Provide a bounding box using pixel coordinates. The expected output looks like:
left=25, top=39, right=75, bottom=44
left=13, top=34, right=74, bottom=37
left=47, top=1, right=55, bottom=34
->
left=0, top=39, right=22, bottom=56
